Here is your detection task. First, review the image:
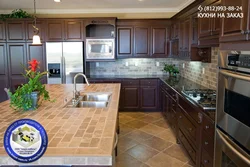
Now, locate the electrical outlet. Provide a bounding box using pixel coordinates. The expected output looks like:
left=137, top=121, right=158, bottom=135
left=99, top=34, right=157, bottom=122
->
left=156, top=62, right=160, bottom=67
left=182, top=63, right=185, bottom=69
left=96, top=62, right=99, bottom=67
left=125, top=62, right=129, bottom=67
left=202, top=68, right=205, bottom=74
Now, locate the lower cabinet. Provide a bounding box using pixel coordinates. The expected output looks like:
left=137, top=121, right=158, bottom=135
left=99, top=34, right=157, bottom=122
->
left=0, top=43, right=8, bottom=102
left=140, top=85, right=158, bottom=110
left=122, top=86, right=140, bottom=110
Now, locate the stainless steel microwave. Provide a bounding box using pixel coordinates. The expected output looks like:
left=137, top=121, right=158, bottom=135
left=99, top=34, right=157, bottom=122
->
left=86, top=38, right=115, bottom=60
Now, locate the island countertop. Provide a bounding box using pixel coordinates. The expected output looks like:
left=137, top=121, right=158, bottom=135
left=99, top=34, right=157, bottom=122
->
left=0, top=83, right=120, bottom=166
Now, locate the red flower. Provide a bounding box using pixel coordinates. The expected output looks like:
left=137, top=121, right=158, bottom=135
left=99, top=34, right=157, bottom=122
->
left=28, top=59, right=40, bottom=72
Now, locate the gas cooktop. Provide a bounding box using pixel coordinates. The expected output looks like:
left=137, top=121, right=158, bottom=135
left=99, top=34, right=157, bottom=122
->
left=182, top=89, right=216, bottom=110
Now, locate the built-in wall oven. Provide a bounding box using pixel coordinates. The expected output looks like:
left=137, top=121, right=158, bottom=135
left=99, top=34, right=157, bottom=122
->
left=215, top=51, right=250, bottom=167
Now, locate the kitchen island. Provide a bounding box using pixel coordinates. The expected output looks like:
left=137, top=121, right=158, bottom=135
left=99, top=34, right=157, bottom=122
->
left=0, top=83, right=120, bottom=166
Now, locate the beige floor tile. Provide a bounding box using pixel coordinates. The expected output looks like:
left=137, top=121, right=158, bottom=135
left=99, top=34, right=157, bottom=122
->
left=116, top=152, right=147, bottom=167
left=140, top=124, right=166, bottom=136
left=126, top=144, right=159, bottom=162
left=119, top=115, right=135, bottom=124
left=142, top=136, right=173, bottom=151
left=163, top=144, right=190, bottom=163
left=146, top=112, right=163, bottom=119
left=156, top=128, right=176, bottom=143
left=117, top=136, right=139, bottom=154
left=152, top=118, right=170, bottom=129
left=119, top=123, right=136, bottom=137
left=125, top=120, right=148, bottom=129
left=146, top=152, right=185, bottom=167
left=122, top=112, right=147, bottom=119
left=125, top=130, right=154, bottom=142
left=138, top=115, right=162, bottom=123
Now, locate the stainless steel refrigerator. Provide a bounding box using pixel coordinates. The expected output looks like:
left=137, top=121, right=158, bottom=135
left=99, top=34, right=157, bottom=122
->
left=46, top=42, right=84, bottom=84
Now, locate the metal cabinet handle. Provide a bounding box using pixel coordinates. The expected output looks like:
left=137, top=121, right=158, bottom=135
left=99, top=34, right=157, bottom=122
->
left=217, top=129, right=250, bottom=165
left=148, top=82, right=151, bottom=84
left=198, top=112, right=203, bottom=124
left=188, top=128, right=193, bottom=132
left=205, top=141, right=209, bottom=145
left=205, top=125, right=210, bottom=129
left=179, top=116, right=182, bottom=119
left=220, top=69, right=250, bottom=82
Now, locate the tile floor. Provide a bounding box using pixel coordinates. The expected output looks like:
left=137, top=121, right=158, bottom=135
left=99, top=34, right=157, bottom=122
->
left=116, top=111, right=194, bottom=167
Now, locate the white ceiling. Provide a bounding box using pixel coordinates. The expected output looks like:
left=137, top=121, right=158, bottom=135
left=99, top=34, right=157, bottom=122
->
left=0, top=0, right=195, bottom=18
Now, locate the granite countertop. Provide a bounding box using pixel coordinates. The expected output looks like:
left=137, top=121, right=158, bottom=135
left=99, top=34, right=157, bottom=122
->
left=0, top=84, right=120, bottom=166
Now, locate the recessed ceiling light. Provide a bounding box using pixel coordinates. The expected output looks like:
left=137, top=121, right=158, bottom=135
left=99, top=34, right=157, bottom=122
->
left=54, top=0, right=61, bottom=2
left=138, top=0, right=144, bottom=1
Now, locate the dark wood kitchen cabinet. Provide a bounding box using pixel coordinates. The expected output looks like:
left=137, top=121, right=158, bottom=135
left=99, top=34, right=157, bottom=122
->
left=121, top=79, right=140, bottom=110
left=46, top=20, right=64, bottom=41
left=134, top=27, right=151, bottom=57
left=220, top=0, right=249, bottom=42
left=0, top=21, right=6, bottom=42
left=171, top=22, right=179, bottom=40
left=26, top=43, right=47, bottom=84
left=151, top=27, right=169, bottom=57
left=64, top=20, right=83, bottom=41
left=117, top=27, right=133, bottom=58
left=0, top=43, right=9, bottom=102
left=6, top=21, right=26, bottom=42
left=179, top=18, right=191, bottom=58
left=140, top=79, right=158, bottom=110
left=26, top=20, right=45, bottom=42
left=7, top=43, right=27, bottom=92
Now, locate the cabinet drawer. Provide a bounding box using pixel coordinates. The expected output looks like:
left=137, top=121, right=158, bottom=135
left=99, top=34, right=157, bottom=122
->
left=201, top=149, right=213, bottom=167
left=179, top=129, right=196, bottom=163
left=103, top=79, right=121, bottom=83
left=202, top=130, right=214, bottom=156
left=178, top=109, right=197, bottom=143
left=88, top=79, right=104, bottom=83
left=122, top=79, right=139, bottom=86
left=202, top=115, right=215, bottom=138
left=140, top=79, right=157, bottom=86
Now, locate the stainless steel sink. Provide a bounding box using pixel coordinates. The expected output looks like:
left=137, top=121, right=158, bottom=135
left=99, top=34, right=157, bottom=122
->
left=76, top=101, right=108, bottom=108
left=64, top=92, right=112, bottom=108
left=81, top=92, right=112, bottom=101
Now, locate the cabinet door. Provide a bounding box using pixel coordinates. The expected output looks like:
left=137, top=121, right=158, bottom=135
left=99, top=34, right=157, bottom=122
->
left=26, top=43, right=47, bottom=84
left=134, top=27, right=150, bottom=57
left=152, top=27, right=167, bottom=57
left=7, top=43, right=27, bottom=92
left=6, top=21, right=26, bottom=42
left=198, top=18, right=211, bottom=38
left=26, top=20, right=45, bottom=42
left=140, top=86, right=157, bottom=110
left=211, top=17, right=220, bottom=36
left=65, top=20, right=83, bottom=41
left=0, top=43, right=9, bottom=102
left=46, top=20, right=64, bottom=41
left=117, top=27, right=133, bottom=58
left=220, top=0, right=249, bottom=42
left=122, top=87, right=140, bottom=110
left=0, top=22, right=6, bottom=42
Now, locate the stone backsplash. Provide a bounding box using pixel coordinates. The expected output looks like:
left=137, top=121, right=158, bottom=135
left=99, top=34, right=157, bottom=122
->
left=87, top=47, right=219, bottom=89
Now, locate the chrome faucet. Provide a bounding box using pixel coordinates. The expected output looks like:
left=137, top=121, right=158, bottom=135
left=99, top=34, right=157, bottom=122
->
left=73, top=73, right=90, bottom=101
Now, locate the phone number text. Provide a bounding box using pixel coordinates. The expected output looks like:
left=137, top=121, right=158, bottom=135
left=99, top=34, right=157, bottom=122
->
left=198, top=5, right=243, bottom=12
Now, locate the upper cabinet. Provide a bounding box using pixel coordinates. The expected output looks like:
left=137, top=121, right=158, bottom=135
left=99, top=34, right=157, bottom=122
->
left=65, top=20, right=83, bottom=41
left=171, top=22, right=179, bottom=40
left=0, top=22, right=6, bottom=42
left=46, top=20, right=64, bottom=41
left=134, top=26, right=151, bottom=57
left=116, top=20, right=171, bottom=58
left=220, top=0, right=249, bottom=42
left=152, top=27, right=169, bottom=57
left=6, top=21, right=26, bottom=42
left=117, top=27, right=133, bottom=58
left=198, top=1, right=221, bottom=46
left=26, top=20, right=45, bottom=42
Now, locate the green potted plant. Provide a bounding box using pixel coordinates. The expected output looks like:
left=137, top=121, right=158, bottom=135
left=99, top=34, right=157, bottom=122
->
left=9, top=59, right=53, bottom=111
left=162, top=63, right=179, bottom=77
